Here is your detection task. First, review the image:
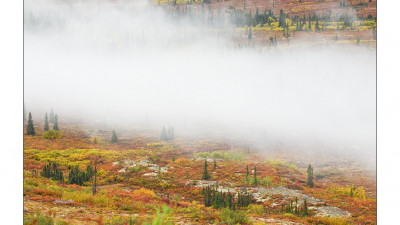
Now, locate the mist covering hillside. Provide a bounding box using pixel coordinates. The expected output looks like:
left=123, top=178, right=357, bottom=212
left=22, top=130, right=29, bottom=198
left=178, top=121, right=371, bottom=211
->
left=24, top=0, right=376, bottom=160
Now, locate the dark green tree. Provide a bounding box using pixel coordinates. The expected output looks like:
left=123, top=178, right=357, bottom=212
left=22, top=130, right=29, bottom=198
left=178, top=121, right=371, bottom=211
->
left=214, top=159, right=217, bottom=170
left=111, top=130, right=118, bottom=143
left=44, top=113, right=49, bottom=131
left=53, top=114, right=59, bottom=131
left=41, top=162, right=64, bottom=182
left=202, top=160, right=210, bottom=180
left=68, top=165, right=94, bottom=186
left=49, top=108, right=55, bottom=123
left=306, top=164, right=314, bottom=187
left=26, top=112, right=35, bottom=135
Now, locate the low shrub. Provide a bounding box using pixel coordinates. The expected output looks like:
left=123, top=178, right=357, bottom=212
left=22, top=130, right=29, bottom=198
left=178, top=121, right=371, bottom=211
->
left=42, top=130, right=62, bottom=139
left=219, top=208, right=248, bottom=225
left=247, top=204, right=264, bottom=215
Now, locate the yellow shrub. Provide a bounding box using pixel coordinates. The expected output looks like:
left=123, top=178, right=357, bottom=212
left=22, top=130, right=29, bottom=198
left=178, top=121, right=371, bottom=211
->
left=132, top=188, right=157, bottom=199
left=247, top=204, right=264, bottom=215
left=42, top=130, right=62, bottom=139
left=313, top=216, right=351, bottom=225
left=63, top=190, right=94, bottom=204
left=330, top=186, right=366, bottom=200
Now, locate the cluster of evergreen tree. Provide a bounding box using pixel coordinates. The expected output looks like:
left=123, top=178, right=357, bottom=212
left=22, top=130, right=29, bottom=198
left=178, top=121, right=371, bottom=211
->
left=244, top=8, right=277, bottom=27
left=202, top=186, right=252, bottom=209
left=68, top=165, right=95, bottom=186
left=43, top=110, right=59, bottom=131
left=160, top=126, right=174, bottom=141
left=282, top=198, right=309, bottom=217
left=41, top=162, right=64, bottom=182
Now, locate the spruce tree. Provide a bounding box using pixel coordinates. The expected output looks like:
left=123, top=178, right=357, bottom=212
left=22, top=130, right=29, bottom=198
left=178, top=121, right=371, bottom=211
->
left=26, top=112, right=35, bottom=135
left=49, top=108, right=55, bottom=123
left=306, top=164, right=314, bottom=187
left=44, top=113, right=49, bottom=131
left=111, top=130, right=118, bottom=143
left=53, top=114, right=59, bottom=131
left=202, top=160, right=210, bottom=180
left=214, top=159, right=217, bottom=170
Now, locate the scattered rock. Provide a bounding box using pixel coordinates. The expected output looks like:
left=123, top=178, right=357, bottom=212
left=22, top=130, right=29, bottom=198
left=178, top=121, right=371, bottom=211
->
left=315, top=206, right=351, bottom=218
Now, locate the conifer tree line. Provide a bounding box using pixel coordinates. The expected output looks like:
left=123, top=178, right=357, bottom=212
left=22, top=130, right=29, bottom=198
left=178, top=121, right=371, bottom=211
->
left=281, top=197, right=309, bottom=217
left=155, top=3, right=375, bottom=31
left=34, top=109, right=60, bottom=133
left=203, top=186, right=252, bottom=210
left=41, top=162, right=64, bottom=182
left=68, top=165, right=95, bottom=186
left=160, top=125, right=174, bottom=141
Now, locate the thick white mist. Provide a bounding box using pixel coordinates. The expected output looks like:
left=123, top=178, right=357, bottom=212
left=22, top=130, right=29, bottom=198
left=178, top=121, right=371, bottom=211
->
left=24, top=0, right=376, bottom=158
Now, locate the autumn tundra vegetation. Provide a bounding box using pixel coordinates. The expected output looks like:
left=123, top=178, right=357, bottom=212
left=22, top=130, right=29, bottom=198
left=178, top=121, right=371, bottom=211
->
left=23, top=110, right=376, bottom=224
left=23, top=0, right=376, bottom=224
left=149, top=0, right=377, bottom=48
